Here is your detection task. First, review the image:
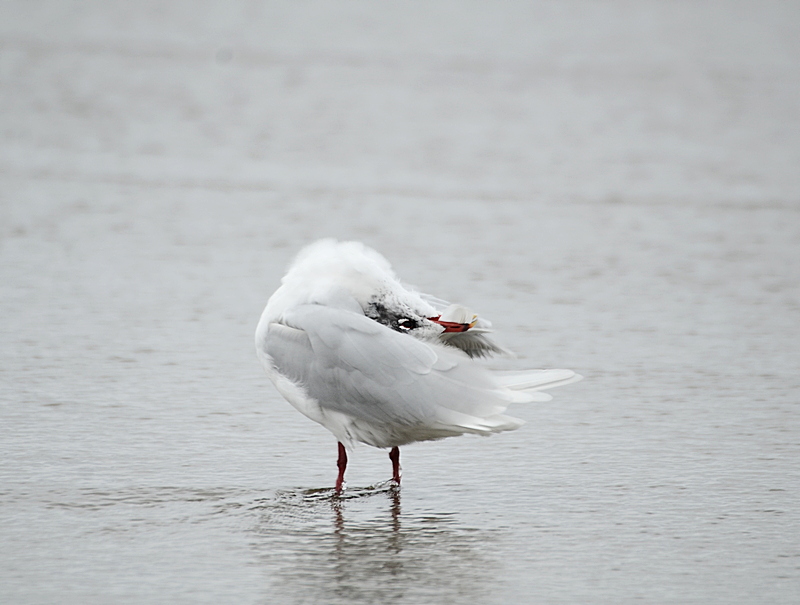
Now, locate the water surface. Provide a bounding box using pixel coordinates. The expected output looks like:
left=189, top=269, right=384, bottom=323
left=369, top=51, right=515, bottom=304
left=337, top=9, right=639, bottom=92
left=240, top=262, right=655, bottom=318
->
left=1, top=2, right=799, bottom=603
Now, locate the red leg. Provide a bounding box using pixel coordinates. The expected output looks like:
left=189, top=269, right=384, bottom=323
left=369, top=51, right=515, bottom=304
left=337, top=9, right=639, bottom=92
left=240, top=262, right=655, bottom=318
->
left=389, top=446, right=401, bottom=485
left=335, top=442, right=347, bottom=493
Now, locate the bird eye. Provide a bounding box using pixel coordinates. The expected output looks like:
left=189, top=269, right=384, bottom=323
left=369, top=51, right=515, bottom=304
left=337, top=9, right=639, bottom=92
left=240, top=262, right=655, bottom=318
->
left=397, top=318, right=417, bottom=330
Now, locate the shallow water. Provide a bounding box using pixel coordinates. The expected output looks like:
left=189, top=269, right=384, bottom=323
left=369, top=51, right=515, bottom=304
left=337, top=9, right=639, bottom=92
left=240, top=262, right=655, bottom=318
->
left=1, top=2, right=799, bottom=604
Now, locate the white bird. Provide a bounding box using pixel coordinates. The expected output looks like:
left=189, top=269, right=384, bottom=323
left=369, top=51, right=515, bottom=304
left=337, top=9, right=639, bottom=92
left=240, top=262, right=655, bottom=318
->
left=255, top=239, right=581, bottom=492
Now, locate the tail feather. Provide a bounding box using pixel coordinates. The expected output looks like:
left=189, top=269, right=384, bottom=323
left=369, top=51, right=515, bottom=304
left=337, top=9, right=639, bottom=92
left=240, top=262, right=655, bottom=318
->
left=495, top=369, right=583, bottom=392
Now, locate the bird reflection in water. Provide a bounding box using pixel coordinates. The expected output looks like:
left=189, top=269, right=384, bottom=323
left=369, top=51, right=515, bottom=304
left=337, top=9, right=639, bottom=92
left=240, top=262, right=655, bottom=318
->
left=330, top=484, right=403, bottom=574
left=252, top=484, right=497, bottom=604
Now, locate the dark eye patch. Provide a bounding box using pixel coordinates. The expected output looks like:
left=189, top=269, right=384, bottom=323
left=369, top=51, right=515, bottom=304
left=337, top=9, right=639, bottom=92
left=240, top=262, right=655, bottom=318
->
left=396, top=317, right=419, bottom=331
left=366, top=301, right=419, bottom=333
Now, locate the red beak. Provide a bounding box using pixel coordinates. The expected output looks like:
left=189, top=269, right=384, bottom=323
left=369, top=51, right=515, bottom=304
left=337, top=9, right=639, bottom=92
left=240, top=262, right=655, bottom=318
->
left=428, top=315, right=476, bottom=333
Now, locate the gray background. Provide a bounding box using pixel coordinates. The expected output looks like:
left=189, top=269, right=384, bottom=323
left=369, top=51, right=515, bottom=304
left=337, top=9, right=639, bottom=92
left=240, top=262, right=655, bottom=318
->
left=1, top=1, right=799, bottom=603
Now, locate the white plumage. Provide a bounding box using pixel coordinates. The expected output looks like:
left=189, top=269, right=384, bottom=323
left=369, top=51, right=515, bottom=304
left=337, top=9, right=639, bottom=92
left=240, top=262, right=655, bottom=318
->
left=255, top=239, right=581, bottom=489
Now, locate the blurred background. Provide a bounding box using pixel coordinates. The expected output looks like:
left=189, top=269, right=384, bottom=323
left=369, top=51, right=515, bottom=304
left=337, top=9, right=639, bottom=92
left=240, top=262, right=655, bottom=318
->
left=1, top=2, right=799, bottom=604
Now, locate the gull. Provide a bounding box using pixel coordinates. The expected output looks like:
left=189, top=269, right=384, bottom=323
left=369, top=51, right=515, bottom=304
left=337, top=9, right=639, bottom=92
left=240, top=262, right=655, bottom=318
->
left=255, top=239, right=581, bottom=492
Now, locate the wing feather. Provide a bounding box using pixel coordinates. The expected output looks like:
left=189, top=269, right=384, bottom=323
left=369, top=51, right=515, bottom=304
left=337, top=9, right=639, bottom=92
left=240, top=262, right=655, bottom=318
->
left=265, top=304, right=523, bottom=441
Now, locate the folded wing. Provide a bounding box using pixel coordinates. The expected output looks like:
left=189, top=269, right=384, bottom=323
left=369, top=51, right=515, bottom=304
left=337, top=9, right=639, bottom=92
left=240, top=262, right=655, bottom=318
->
left=264, top=304, right=527, bottom=446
